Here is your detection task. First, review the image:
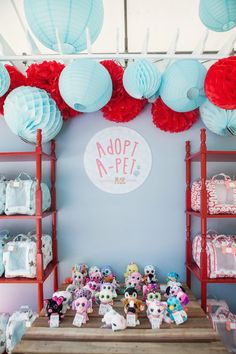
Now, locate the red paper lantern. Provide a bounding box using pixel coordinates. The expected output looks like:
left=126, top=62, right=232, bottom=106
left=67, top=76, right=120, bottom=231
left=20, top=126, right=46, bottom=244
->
left=0, top=65, right=26, bottom=115
left=152, top=98, right=199, bottom=133
left=204, top=56, right=236, bottom=110
left=26, top=61, right=80, bottom=120
left=101, top=60, right=146, bottom=122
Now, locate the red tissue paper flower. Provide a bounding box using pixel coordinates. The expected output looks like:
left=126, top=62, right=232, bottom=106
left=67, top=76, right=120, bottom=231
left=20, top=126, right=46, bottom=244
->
left=152, top=97, right=199, bottom=133
left=101, top=60, right=146, bottom=122
left=0, top=65, right=27, bottom=115
left=26, top=61, right=80, bottom=120
left=204, top=56, right=236, bottom=110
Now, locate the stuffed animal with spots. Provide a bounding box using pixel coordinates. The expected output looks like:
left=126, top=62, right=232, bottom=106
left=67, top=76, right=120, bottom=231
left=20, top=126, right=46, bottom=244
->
left=102, top=309, right=127, bottom=331
left=165, top=283, right=185, bottom=298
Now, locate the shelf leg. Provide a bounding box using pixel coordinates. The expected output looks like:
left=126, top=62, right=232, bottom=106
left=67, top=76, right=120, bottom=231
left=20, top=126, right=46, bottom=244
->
left=37, top=282, right=44, bottom=313
left=200, top=129, right=208, bottom=313
left=185, top=140, right=192, bottom=289
left=201, top=281, right=207, bottom=312
left=54, top=264, right=59, bottom=292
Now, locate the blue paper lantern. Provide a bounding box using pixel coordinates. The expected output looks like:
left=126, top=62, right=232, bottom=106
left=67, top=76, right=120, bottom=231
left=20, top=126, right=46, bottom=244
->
left=4, top=86, right=63, bottom=143
left=59, top=59, right=112, bottom=113
left=24, top=0, right=104, bottom=53
left=123, top=59, right=162, bottom=99
left=160, top=60, right=207, bottom=113
left=200, top=99, right=236, bottom=136
left=199, top=0, right=236, bottom=32
left=0, top=64, right=10, bottom=97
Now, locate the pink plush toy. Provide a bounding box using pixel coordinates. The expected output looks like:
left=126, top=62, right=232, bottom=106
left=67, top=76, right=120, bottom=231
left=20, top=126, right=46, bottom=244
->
left=142, top=283, right=158, bottom=301
left=175, top=289, right=189, bottom=309
left=72, top=296, right=92, bottom=324
left=89, top=271, right=102, bottom=284
left=125, top=272, right=142, bottom=292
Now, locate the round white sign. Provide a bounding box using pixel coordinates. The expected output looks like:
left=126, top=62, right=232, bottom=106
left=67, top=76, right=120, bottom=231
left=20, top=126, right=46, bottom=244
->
left=84, top=127, right=152, bottom=194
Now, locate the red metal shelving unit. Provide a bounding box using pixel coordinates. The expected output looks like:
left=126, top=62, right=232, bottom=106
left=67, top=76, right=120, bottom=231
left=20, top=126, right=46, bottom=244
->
left=0, top=130, right=58, bottom=312
left=185, top=128, right=236, bottom=313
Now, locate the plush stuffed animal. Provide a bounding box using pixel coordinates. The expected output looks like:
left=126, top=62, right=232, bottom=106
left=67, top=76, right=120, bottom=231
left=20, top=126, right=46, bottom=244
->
left=101, top=282, right=117, bottom=298
left=88, top=270, right=103, bottom=284
left=66, top=284, right=77, bottom=297
left=74, top=288, right=92, bottom=303
left=166, top=297, right=187, bottom=325
left=124, top=262, right=139, bottom=280
left=165, top=283, right=185, bottom=298
left=96, top=288, right=115, bottom=306
left=44, top=296, right=64, bottom=322
left=125, top=272, right=143, bottom=292
left=122, top=298, right=145, bottom=325
left=71, top=266, right=84, bottom=288
left=102, top=309, right=127, bottom=331
left=83, top=281, right=100, bottom=302
left=166, top=272, right=180, bottom=284
left=101, top=265, right=118, bottom=284
left=146, top=300, right=172, bottom=328
left=124, top=287, right=138, bottom=300
left=146, top=291, right=161, bottom=302
left=143, top=265, right=158, bottom=284
left=52, top=290, right=72, bottom=314
left=88, top=265, right=100, bottom=277
left=72, top=296, right=92, bottom=324
left=175, top=289, right=189, bottom=309
left=142, top=283, right=159, bottom=301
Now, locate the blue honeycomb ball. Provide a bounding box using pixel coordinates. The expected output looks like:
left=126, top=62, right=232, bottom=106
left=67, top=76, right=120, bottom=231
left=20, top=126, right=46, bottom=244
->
left=200, top=99, right=236, bottom=136
left=123, top=59, right=162, bottom=99
left=24, top=0, right=104, bottom=53
left=0, top=64, right=10, bottom=97
left=59, top=59, right=112, bottom=113
left=4, top=86, right=63, bottom=143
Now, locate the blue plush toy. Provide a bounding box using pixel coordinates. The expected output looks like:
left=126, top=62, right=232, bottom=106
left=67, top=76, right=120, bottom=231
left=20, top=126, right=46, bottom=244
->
left=167, top=297, right=187, bottom=325
left=166, top=272, right=180, bottom=284
left=101, top=266, right=113, bottom=278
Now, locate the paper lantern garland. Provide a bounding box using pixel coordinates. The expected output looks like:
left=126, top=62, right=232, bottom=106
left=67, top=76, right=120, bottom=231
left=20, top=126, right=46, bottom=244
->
left=123, top=59, right=162, bottom=99
left=24, top=0, right=104, bottom=53
left=101, top=60, right=147, bottom=122
left=200, top=99, right=236, bottom=136
left=204, top=56, right=236, bottom=110
left=160, top=59, right=207, bottom=112
left=4, top=86, right=63, bottom=143
left=0, top=64, right=10, bottom=97
left=152, top=97, right=199, bottom=133
left=199, top=0, right=236, bottom=32
left=59, top=59, right=112, bottom=113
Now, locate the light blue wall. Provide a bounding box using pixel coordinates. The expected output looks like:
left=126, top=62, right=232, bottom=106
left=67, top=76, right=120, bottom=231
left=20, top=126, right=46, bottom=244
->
left=0, top=106, right=236, bottom=313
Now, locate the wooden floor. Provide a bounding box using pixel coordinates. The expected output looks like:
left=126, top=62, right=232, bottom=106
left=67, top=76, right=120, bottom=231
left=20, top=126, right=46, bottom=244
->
left=13, top=285, right=228, bottom=354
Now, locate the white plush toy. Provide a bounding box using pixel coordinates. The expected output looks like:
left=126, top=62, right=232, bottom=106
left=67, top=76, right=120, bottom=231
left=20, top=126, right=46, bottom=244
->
left=102, top=309, right=127, bottom=331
